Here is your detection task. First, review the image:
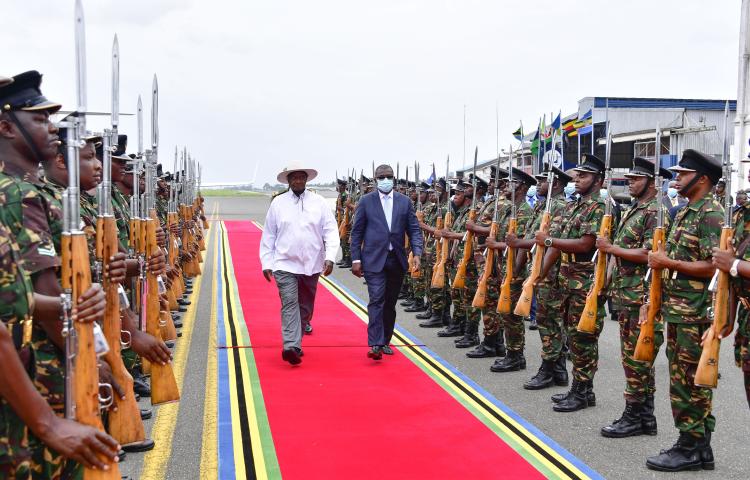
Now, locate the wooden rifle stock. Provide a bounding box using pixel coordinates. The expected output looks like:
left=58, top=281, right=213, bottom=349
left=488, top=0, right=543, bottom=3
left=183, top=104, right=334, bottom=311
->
left=452, top=209, right=476, bottom=289
left=515, top=212, right=550, bottom=317
left=497, top=217, right=517, bottom=313
left=145, top=218, right=180, bottom=405
left=62, top=231, right=121, bottom=479
left=339, top=201, right=351, bottom=240
left=695, top=227, right=733, bottom=388
left=472, top=221, right=498, bottom=308
left=577, top=214, right=612, bottom=333
left=430, top=214, right=444, bottom=285
left=96, top=215, right=145, bottom=446
left=633, top=227, right=664, bottom=362
left=431, top=208, right=453, bottom=288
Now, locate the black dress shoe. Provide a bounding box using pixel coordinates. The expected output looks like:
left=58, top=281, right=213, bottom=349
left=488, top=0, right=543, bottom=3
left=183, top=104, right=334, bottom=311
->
left=282, top=348, right=302, bottom=365
left=529, top=318, right=538, bottom=330
left=304, top=324, right=313, bottom=335
left=382, top=345, right=394, bottom=355
left=140, top=408, right=152, bottom=420
left=122, top=438, right=156, bottom=453
left=367, top=346, right=383, bottom=360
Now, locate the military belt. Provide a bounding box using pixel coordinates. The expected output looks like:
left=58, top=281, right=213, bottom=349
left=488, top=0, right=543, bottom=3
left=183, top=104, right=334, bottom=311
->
left=666, top=270, right=707, bottom=283
left=560, top=251, right=595, bottom=263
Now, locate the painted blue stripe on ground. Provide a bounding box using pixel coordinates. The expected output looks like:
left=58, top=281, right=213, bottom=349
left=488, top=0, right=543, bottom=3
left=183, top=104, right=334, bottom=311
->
left=323, top=274, right=603, bottom=480
left=216, top=228, right=236, bottom=479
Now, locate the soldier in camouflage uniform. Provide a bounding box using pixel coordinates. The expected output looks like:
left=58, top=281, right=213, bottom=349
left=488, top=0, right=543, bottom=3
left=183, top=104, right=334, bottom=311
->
left=535, top=154, right=607, bottom=412
left=713, top=188, right=750, bottom=410
left=450, top=175, right=489, bottom=349
left=156, top=165, right=170, bottom=226
left=0, top=69, right=116, bottom=478
left=335, top=179, right=350, bottom=266
left=485, top=168, right=535, bottom=371
left=435, top=181, right=473, bottom=338
left=646, top=149, right=723, bottom=472
left=106, top=135, right=132, bottom=251
left=498, top=166, right=572, bottom=389
left=465, top=168, right=509, bottom=359
left=418, top=178, right=452, bottom=328
left=596, top=157, right=672, bottom=438
left=404, top=182, right=432, bottom=313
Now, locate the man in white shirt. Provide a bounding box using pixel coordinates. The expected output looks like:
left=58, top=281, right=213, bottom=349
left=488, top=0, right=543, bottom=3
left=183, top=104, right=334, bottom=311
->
left=259, top=164, right=339, bottom=365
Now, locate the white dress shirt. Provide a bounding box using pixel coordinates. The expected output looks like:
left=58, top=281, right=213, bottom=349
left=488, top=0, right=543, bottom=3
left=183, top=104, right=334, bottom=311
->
left=259, top=189, right=339, bottom=276
left=380, top=190, right=394, bottom=250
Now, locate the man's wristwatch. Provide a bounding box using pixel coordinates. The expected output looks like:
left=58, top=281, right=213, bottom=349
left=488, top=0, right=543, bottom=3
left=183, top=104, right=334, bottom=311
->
left=730, top=258, right=741, bottom=277
left=544, top=238, right=553, bottom=248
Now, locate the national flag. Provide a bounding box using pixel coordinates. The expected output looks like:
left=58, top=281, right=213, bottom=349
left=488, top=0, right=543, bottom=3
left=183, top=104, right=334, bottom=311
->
left=563, top=116, right=577, bottom=133
left=426, top=171, right=435, bottom=185
left=512, top=122, right=524, bottom=141
left=550, top=112, right=561, bottom=134
left=570, top=109, right=593, bottom=136
left=530, top=118, right=541, bottom=157
left=577, top=124, right=593, bottom=135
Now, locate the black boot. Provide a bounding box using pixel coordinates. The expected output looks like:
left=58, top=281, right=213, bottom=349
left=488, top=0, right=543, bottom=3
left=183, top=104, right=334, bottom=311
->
left=523, top=359, right=555, bottom=390
left=553, top=379, right=590, bottom=412
left=641, top=394, right=658, bottom=436
left=453, top=320, right=467, bottom=342
left=400, top=296, right=416, bottom=307
left=455, top=320, right=480, bottom=348
left=418, top=312, right=444, bottom=328
left=552, top=378, right=596, bottom=405
left=553, top=355, right=569, bottom=386
left=496, top=330, right=507, bottom=357
left=415, top=308, right=434, bottom=320
left=467, top=333, right=503, bottom=358
left=490, top=350, right=526, bottom=372
left=701, top=430, right=715, bottom=470
left=601, top=402, right=645, bottom=438
left=405, top=298, right=428, bottom=312
left=551, top=379, right=577, bottom=404
left=646, top=433, right=711, bottom=472
left=529, top=317, right=538, bottom=330
left=437, top=315, right=463, bottom=337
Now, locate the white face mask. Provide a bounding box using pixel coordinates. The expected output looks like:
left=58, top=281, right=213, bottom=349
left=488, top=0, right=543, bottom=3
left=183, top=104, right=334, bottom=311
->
left=377, top=178, right=394, bottom=193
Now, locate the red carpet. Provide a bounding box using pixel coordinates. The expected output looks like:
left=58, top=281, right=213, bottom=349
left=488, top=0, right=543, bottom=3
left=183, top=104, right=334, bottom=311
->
left=226, top=221, right=544, bottom=479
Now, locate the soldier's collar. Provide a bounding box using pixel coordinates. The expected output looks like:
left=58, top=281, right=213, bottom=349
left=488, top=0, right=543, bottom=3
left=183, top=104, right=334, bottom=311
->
left=686, top=192, right=713, bottom=211
left=1, top=159, right=41, bottom=184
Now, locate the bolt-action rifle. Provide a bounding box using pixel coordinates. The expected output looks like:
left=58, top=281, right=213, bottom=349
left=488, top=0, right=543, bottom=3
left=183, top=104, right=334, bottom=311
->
left=432, top=157, right=452, bottom=288
left=634, top=125, right=665, bottom=362
left=498, top=147, right=517, bottom=313
left=695, top=101, right=733, bottom=388
left=578, top=130, right=614, bottom=333
left=96, top=34, right=146, bottom=446
left=515, top=166, right=556, bottom=316
left=411, top=162, right=422, bottom=278
left=473, top=154, right=503, bottom=308
left=453, top=147, right=478, bottom=289
left=63, top=3, right=120, bottom=478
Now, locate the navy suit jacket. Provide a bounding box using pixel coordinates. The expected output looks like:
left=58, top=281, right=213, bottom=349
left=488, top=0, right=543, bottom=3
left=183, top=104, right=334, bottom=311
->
left=350, top=191, right=423, bottom=272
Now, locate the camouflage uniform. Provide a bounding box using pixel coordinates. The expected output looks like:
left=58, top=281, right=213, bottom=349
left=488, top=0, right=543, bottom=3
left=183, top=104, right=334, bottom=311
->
left=662, top=192, right=723, bottom=436
left=156, top=195, right=168, bottom=226
left=609, top=196, right=670, bottom=403
left=80, top=192, right=99, bottom=272
left=526, top=191, right=567, bottom=361
left=557, top=190, right=606, bottom=383
left=0, top=166, right=78, bottom=478
left=338, top=191, right=351, bottom=262
left=111, top=185, right=131, bottom=251
left=412, top=200, right=432, bottom=302
left=495, top=200, right=532, bottom=352
left=448, top=203, right=480, bottom=325
left=427, top=201, right=451, bottom=318
left=474, top=195, right=505, bottom=336
left=732, top=198, right=750, bottom=409
left=0, top=219, right=35, bottom=479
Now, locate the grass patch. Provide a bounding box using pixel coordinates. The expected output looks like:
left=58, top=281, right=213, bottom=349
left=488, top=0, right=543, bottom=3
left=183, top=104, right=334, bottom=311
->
left=201, top=189, right=266, bottom=197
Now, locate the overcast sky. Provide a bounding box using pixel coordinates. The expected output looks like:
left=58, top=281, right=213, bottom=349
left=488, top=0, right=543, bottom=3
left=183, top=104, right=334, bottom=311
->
left=2, top=0, right=742, bottom=186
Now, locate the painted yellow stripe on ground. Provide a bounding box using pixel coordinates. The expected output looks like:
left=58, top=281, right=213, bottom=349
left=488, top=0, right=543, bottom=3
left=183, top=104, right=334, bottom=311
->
left=221, top=224, right=270, bottom=478
left=317, top=276, right=590, bottom=480
left=220, top=223, right=249, bottom=480
left=199, top=214, right=220, bottom=479
left=139, top=219, right=211, bottom=480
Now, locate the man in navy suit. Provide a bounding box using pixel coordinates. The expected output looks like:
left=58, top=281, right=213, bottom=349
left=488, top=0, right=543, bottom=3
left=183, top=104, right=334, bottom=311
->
left=351, top=164, right=424, bottom=360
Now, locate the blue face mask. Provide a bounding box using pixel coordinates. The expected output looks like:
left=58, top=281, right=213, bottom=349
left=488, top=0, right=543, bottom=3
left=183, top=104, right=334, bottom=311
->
left=377, top=178, right=394, bottom=193
left=667, top=188, right=678, bottom=199
left=564, top=183, right=575, bottom=196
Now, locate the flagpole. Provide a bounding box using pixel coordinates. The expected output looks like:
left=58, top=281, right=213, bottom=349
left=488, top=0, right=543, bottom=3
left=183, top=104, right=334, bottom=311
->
left=558, top=109, right=564, bottom=170
left=463, top=104, right=467, bottom=172
left=577, top=130, right=582, bottom=164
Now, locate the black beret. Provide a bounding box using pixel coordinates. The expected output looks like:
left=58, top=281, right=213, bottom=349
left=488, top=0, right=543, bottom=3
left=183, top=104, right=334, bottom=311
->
left=0, top=71, right=61, bottom=113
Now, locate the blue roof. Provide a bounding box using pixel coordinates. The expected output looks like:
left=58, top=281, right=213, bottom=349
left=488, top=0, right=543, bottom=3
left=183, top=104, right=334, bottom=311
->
left=593, top=97, right=736, bottom=111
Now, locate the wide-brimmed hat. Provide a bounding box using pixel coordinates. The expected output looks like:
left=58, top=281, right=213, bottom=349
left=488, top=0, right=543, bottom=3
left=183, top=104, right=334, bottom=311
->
left=277, top=163, right=318, bottom=183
